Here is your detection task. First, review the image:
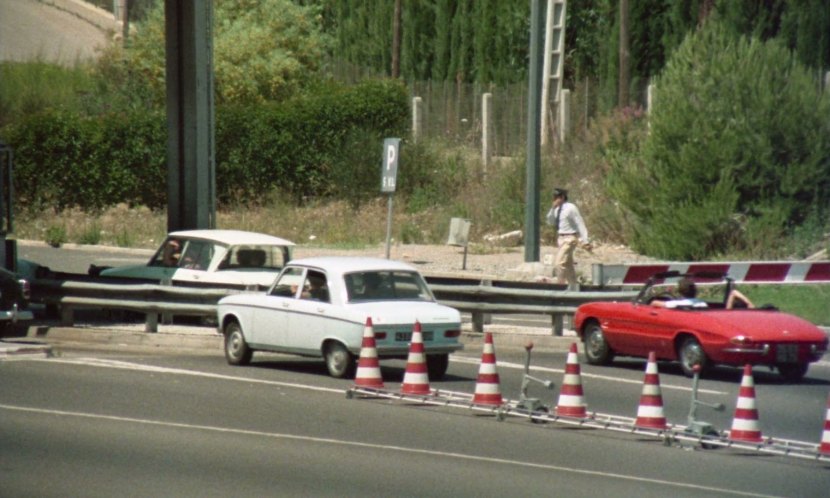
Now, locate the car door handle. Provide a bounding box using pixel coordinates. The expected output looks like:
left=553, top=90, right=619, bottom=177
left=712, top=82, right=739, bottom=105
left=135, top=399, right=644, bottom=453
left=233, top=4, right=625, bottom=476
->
left=282, top=302, right=290, bottom=308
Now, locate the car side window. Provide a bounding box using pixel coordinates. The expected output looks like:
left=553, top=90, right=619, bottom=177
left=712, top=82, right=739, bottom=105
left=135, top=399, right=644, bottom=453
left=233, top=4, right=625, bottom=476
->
left=299, top=270, right=330, bottom=303
left=271, top=267, right=304, bottom=297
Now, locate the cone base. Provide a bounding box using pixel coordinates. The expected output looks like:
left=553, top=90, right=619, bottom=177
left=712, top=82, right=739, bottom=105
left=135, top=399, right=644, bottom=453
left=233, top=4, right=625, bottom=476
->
left=729, top=430, right=763, bottom=443
left=401, top=384, right=431, bottom=395
left=473, top=394, right=503, bottom=406
left=354, top=378, right=384, bottom=389
left=635, top=418, right=668, bottom=430
left=556, top=406, right=587, bottom=418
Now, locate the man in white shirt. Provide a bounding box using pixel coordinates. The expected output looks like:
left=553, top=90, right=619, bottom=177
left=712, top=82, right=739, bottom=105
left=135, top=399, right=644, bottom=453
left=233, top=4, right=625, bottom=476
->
left=546, top=188, right=590, bottom=286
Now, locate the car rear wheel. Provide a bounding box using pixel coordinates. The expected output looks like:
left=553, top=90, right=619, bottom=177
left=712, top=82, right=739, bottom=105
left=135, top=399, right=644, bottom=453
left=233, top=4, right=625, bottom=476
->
left=426, top=354, right=450, bottom=380
left=584, top=322, right=613, bottom=365
left=678, top=336, right=707, bottom=377
left=224, top=321, right=252, bottom=366
left=324, top=342, right=356, bottom=379
left=777, top=363, right=808, bottom=382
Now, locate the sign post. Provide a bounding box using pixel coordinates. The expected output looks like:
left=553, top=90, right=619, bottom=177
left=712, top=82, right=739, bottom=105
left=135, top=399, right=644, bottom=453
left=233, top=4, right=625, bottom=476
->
left=381, top=138, right=400, bottom=259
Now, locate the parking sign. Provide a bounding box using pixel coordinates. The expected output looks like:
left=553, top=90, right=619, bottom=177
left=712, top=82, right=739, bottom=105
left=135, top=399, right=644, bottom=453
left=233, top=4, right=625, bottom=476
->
left=381, top=138, right=400, bottom=193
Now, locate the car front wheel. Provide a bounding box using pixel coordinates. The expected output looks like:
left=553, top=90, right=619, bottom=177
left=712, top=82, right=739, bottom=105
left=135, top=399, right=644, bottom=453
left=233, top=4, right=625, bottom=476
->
left=678, top=336, right=707, bottom=377
left=426, top=354, right=450, bottom=380
left=777, top=363, right=808, bottom=382
left=583, top=321, right=613, bottom=365
left=324, top=342, right=356, bottom=379
left=224, top=321, right=252, bottom=366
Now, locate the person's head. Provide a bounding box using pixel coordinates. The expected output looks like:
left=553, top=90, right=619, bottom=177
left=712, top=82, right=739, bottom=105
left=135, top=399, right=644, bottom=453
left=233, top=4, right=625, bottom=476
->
left=163, top=239, right=181, bottom=265
left=308, top=274, right=324, bottom=289
left=677, top=277, right=697, bottom=298
left=553, top=187, right=568, bottom=206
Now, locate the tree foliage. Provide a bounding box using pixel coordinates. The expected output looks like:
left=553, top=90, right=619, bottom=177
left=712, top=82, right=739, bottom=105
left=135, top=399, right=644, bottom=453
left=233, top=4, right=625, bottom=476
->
left=101, top=0, right=329, bottom=106
left=607, top=20, right=830, bottom=260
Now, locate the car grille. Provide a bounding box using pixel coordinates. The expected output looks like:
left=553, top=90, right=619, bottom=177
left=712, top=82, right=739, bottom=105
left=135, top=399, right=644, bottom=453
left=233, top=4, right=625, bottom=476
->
left=775, top=344, right=799, bottom=363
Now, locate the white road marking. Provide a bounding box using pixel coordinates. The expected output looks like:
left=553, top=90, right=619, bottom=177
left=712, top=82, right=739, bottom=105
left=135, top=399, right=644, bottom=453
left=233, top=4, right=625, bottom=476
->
left=0, top=403, right=782, bottom=498
left=37, top=357, right=344, bottom=394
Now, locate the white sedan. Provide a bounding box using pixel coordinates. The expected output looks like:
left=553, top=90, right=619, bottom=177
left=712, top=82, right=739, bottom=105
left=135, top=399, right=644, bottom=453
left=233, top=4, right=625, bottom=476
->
left=217, top=257, right=463, bottom=379
left=97, top=229, right=294, bottom=289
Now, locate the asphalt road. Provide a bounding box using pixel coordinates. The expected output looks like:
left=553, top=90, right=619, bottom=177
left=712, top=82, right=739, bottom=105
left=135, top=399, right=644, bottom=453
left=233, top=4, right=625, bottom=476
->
left=0, top=0, right=109, bottom=65
left=3, top=347, right=829, bottom=497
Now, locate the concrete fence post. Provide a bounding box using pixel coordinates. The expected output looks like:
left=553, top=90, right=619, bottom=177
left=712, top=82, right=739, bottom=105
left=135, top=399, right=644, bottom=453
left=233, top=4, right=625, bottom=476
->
left=481, top=92, right=492, bottom=171
left=412, top=96, right=423, bottom=142
left=558, top=89, right=571, bottom=143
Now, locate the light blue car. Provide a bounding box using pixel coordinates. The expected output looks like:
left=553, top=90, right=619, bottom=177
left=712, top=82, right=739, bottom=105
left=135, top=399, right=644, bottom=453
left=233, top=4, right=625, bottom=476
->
left=97, top=229, right=294, bottom=289
left=217, top=256, right=463, bottom=379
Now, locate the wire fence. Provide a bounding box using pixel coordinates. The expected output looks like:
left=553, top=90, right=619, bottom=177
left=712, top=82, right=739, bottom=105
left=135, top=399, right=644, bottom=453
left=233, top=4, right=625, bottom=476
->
left=406, top=78, right=651, bottom=157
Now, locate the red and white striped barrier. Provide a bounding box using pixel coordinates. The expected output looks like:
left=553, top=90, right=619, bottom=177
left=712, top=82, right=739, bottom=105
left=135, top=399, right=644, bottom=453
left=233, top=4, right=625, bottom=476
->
left=594, top=261, right=830, bottom=286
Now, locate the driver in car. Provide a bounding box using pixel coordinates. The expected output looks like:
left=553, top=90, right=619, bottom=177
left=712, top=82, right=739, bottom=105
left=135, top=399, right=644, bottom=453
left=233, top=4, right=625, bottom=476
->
left=651, top=277, right=707, bottom=309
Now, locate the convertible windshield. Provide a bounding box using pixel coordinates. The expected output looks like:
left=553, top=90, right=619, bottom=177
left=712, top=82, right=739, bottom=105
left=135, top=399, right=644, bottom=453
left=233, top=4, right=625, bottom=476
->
left=345, top=270, right=434, bottom=302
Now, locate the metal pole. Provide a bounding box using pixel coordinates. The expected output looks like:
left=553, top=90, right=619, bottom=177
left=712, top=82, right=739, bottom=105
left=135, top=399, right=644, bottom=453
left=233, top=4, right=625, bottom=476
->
left=524, top=0, right=544, bottom=263
left=385, top=195, right=394, bottom=259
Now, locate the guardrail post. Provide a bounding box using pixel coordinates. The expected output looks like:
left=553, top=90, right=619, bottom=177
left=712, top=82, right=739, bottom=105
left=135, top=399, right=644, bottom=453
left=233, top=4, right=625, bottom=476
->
left=145, top=312, right=159, bottom=333
left=552, top=314, right=563, bottom=336
left=470, top=279, right=493, bottom=333
left=160, top=278, right=173, bottom=325
left=60, top=305, right=74, bottom=326
left=592, top=263, right=604, bottom=288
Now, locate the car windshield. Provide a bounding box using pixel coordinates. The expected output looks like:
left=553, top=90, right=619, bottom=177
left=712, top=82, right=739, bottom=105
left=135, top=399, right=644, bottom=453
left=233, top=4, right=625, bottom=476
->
left=345, top=270, right=433, bottom=302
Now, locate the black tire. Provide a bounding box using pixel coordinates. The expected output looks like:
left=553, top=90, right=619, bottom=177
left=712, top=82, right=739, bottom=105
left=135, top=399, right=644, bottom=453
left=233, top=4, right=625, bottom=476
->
left=778, top=363, right=809, bottom=382
left=324, top=342, right=356, bottom=379
left=677, top=336, right=707, bottom=377
left=583, top=321, right=613, bottom=365
left=224, top=321, right=252, bottom=366
left=426, top=354, right=450, bottom=380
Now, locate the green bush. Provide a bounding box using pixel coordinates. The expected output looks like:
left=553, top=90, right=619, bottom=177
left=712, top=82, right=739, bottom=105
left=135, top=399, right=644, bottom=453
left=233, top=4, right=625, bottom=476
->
left=2, top=78, right=408, bottom=211
left=608, top=20, right=830, bottom=260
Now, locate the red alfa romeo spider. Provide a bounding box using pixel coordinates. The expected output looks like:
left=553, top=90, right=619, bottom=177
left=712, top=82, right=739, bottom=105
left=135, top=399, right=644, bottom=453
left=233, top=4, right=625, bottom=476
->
left=574, top=271, right=828, bottom=381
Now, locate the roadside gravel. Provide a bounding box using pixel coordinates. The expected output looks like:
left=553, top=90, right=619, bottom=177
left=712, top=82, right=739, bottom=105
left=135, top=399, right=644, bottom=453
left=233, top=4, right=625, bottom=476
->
left=293, top=242, right=656, bottom=283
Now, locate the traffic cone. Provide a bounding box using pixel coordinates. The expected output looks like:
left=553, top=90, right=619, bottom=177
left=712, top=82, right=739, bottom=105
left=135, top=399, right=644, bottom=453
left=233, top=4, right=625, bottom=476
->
left=401, top=321, right=431, bottom=395
left=729, top=364, right=763, bottom=442
left=634, top=352, right=668, bottom=430
left=354, top=317, right=384, bottom=389
left=556, top=343, right=588, bottom=418
left=819, top=393, right=830, bottom=455
left=473, top=332, right=503, bottom=406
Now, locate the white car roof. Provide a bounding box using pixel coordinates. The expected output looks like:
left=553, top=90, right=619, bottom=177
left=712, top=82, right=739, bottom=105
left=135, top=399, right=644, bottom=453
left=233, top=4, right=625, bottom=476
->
left=287, top=256, right=420, bottom=276
left=168, top=229, right=294, bottom=247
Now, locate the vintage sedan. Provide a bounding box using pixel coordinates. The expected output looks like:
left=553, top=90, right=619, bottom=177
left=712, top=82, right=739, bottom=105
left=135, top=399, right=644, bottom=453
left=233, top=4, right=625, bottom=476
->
left=95, top=229, right=294, bottom=289
left=574, top=271, right=828, bottom=381
left=217, top=257, right=463, bottom=379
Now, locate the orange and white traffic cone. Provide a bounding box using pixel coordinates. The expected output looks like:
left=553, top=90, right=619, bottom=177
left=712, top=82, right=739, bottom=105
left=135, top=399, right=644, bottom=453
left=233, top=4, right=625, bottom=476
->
left=729, top=364, right=763, bottom=443
left=634, top=352, right=668, bottom=430
left=401, top=321, right=431, bottom=395
left=556, top=342, right=588, bottom=418
left=353, top=317, right=384, bottom=389
left=473, top=332, right=503, bottom=406
left=819, top=393, right=830, bottom=455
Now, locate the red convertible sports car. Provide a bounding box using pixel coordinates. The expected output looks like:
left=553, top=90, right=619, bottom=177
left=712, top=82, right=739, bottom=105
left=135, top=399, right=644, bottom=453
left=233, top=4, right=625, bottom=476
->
left=574, top=271, right=828, bottom=381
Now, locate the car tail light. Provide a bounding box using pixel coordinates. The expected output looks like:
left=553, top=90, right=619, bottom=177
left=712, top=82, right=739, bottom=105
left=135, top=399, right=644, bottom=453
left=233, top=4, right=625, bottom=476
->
left=374, top=331, right=387, bottom=340
left=729, top=336, right=753, bottom=346
left=17, top=279, right=31, bottom=301
left=444, top=329, right=461, bottom=338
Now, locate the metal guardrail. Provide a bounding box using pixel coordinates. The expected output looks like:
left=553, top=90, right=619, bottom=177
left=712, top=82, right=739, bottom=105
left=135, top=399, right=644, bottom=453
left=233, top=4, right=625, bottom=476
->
left=30, top=273, right=637, bottom=334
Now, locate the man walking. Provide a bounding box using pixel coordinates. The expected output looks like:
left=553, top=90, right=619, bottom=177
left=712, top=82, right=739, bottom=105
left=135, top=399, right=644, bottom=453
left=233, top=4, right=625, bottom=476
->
left=546, top=188, right=590, bottom=286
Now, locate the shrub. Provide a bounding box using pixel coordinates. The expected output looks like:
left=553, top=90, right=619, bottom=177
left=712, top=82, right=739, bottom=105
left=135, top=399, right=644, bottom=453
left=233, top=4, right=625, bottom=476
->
left=608, top=20, right=830, bottom=260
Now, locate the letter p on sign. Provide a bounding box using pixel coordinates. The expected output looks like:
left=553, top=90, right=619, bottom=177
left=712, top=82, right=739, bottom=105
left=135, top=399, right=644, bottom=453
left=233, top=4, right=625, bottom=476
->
left=381, top=138, right=400, bottom=193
